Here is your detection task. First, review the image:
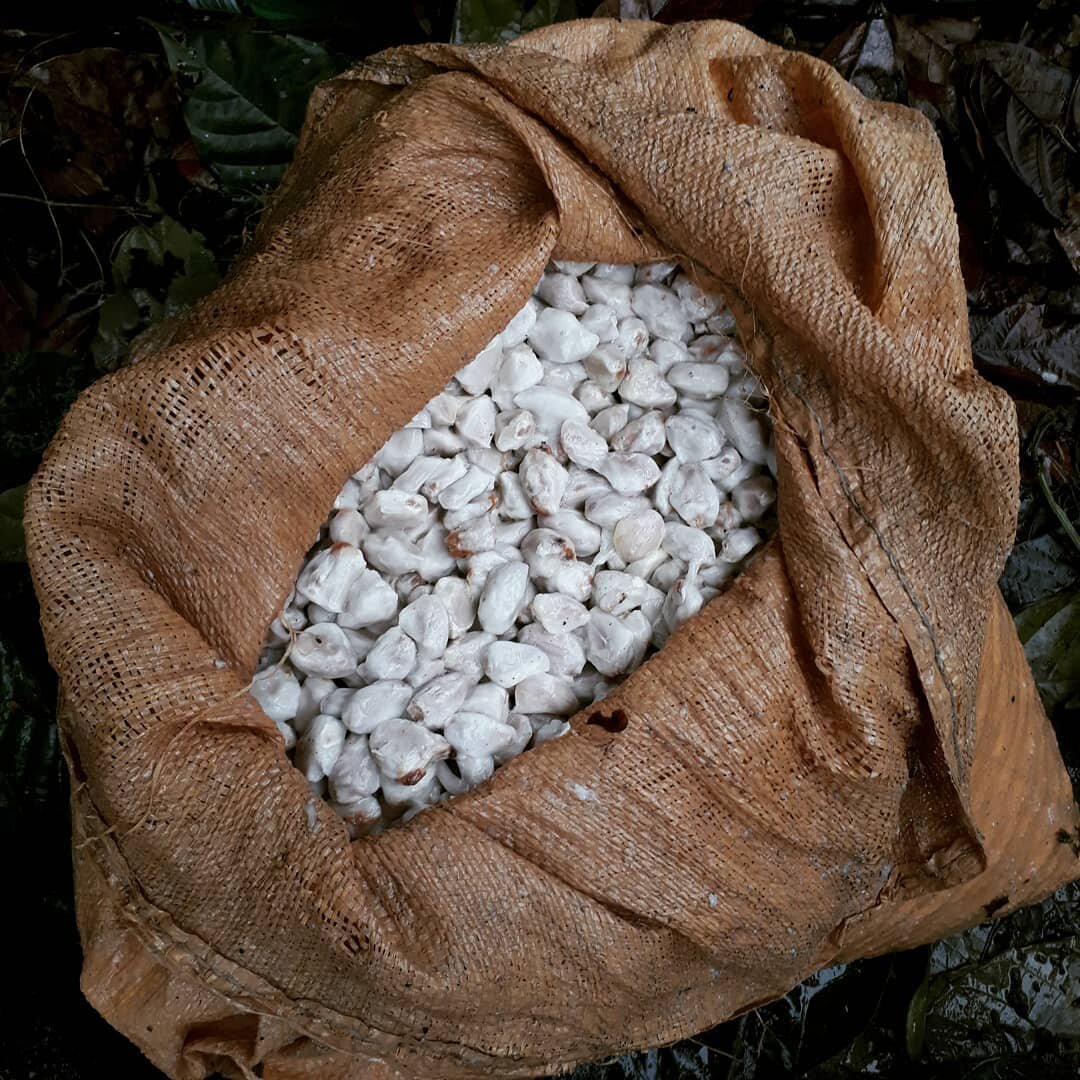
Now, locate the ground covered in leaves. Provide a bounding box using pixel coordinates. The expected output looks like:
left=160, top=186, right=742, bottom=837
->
left=0, top=1, right=1078, bottom=1077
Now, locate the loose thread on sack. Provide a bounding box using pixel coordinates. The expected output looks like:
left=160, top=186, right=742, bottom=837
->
left=68, top=782, right=120, bottom=854
left=73, top=821, right=119, bottom=851
left=238, top=612, right=299, bottom=700
left=736, top=230, right=761, bottom=346
left=740, top=229, right=754, bottom=306
left=120, top=713, right=212, bottom=840
left=117, top=709, right=282, bottom=842
left=608, top=193, right=651, bottom=255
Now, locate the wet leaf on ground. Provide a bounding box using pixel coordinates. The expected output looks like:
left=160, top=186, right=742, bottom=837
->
left=890, top=14, right=970, bottom=125
left=1015, top=590, right=1080, bottom=711
left=909, top=937, right=1080, bottom=1065
left=964, top=51, right=1076, bottom=225
left=822, top=14, right=903, bottom=103
left=971, top=301, right=1080, bottom=393
left=452, top=0, right=579, bottom=43
left=1001, top=531, right=1079, bottom=610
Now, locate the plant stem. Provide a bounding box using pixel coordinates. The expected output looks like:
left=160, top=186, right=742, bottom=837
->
left=1037, top=456, right=1080, bottom=556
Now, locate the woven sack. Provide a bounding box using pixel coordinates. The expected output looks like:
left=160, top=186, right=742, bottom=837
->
left=26, top=18, right=1080, bottom=1080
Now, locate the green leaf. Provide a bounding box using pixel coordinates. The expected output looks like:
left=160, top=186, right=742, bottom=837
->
left=452, top=0, right=578, bottom=45
left=91, top=214, right=220, bottom=370
left=91, top=292, right=145, bottom=372
left=1014, top=590, right=1080, bottom=711
left=0, top=486, right=26, bottom=564
left=156, top=27, right=339, bottom=193
left=113, top=215, right=220, bottom=313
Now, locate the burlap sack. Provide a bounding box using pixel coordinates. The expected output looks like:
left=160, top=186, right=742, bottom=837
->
left=25, top=18, right=1080, bottom=1080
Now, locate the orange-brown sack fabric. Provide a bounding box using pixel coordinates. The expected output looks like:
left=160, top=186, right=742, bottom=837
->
left=26, top=18, right=1079, bottom=1080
